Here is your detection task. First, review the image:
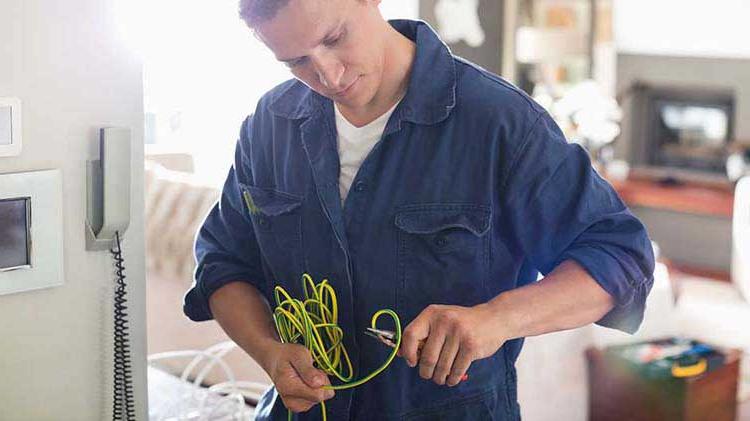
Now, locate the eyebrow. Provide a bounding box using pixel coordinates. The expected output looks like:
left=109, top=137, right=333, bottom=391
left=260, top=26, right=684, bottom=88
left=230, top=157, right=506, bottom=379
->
left=278, top=22, right=342, bottom=64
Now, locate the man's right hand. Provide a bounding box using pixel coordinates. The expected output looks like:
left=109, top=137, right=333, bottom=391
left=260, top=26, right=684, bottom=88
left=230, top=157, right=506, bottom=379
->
left=206, top=282, right=335, bottom=413
left=263, top=342, right=336, bottom=413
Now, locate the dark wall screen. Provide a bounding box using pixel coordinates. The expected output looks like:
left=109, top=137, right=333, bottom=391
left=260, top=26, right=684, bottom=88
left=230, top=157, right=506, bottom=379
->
left=0, top=198, right=30, bottom=270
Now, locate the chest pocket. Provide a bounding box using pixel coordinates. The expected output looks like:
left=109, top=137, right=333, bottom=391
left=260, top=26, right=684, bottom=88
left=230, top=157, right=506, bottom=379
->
left=394, top=204, right=491, bottom=323
left=240, top=184, right=305, bottom=289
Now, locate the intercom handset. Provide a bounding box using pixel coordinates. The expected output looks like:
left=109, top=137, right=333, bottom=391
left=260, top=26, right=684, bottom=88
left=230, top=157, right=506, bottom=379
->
left=86, top=127, right=131, bottom=251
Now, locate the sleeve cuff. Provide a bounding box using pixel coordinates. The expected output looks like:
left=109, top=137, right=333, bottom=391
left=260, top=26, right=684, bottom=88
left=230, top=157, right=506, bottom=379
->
left=183, top=262, right=267, bottom=322
left=559, top=246, right=653, bottom=334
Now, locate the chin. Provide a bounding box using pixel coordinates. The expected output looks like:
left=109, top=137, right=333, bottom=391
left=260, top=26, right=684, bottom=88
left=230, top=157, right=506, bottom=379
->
left=342, top=82, right=378, bottom=108
left=336, top=95, right=368, bottom=108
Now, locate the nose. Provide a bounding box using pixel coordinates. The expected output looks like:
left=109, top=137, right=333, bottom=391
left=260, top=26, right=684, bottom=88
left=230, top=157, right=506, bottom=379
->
left=311, top=53, right=344, bottom=90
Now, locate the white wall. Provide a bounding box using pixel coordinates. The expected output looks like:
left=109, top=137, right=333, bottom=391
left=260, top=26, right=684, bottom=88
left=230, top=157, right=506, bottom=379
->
left=0, top=1, right=147, bottom=419
left=614, top=0, right=750, bottom=59
left=380, top=0, right=419, bottom=20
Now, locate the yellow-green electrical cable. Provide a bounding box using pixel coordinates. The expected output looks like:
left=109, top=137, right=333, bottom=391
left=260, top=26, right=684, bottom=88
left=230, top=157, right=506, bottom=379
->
left=272, top=273, right=402, bottom=421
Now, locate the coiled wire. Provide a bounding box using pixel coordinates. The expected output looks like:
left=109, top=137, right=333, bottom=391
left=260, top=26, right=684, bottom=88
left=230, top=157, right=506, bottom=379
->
left=111, top=232, right=135, bottom=420
left=272, top=274, right=402, bottom=421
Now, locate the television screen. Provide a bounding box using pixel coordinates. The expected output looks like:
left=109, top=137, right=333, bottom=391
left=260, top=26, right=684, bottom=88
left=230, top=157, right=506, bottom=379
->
left=648, top=92, right=733, bottom=174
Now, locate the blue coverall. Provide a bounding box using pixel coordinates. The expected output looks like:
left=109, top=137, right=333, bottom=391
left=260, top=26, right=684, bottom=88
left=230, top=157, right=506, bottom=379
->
left=184, top=19, right=655, bottom=421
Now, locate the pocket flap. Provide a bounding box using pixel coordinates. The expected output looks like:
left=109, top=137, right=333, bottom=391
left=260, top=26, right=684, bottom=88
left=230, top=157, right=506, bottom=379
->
left=395, top=206, right=491, bottom=236
left=241, top=184, right=302, bottom=216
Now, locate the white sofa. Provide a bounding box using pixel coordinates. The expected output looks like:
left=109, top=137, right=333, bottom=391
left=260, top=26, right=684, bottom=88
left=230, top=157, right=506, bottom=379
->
left=672, top=176, right=750, bottom=400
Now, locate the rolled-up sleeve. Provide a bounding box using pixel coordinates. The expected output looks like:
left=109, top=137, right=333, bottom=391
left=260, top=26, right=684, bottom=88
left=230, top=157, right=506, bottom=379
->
left=183, top=115, right=267, bottom=322
left=501, top=112, right=655, bottom=333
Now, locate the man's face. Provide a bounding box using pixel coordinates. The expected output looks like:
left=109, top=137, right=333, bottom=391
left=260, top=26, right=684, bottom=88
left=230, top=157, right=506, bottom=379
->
left=254, top=0, right=387, bottom=109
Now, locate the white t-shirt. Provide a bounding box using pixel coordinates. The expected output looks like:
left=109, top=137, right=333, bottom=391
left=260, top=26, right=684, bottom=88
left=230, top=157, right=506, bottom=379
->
left=334, top=99, right=401, bottom=202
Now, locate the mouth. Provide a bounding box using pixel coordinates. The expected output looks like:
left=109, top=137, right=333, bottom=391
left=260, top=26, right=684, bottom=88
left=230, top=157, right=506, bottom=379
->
left=334, top=76, right=359, bottom=97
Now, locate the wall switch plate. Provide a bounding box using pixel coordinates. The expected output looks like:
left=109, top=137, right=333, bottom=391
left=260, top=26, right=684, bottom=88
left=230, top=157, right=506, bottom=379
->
left=0, top=97, right=22, bottom=157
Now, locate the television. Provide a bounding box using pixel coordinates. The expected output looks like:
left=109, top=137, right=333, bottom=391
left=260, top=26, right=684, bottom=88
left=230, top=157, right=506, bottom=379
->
left=629, top=83, right=735, bottom=179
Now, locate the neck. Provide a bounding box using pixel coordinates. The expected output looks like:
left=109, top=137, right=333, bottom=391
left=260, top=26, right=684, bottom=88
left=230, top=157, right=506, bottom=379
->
left=337, top=23, right=415, bottom=127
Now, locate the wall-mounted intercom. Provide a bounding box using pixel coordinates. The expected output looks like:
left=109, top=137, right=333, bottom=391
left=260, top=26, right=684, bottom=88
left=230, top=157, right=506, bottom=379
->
left=85, top=127, right=136, bottom=421
left=0, top=169, right=64, bottom=296
left=86, top=127, right=131, bottom=250
left=0, top=97, right=22, bottom=157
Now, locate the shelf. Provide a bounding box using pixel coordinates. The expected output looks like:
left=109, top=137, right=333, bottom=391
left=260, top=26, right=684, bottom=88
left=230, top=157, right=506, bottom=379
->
left=608, top=175, right=734, bottom=219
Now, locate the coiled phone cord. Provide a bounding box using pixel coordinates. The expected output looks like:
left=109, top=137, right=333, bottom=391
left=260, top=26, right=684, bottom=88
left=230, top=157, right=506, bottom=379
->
left=273, top=274, right=402, bottom=421
left=111, top=231, right=135, bottom=421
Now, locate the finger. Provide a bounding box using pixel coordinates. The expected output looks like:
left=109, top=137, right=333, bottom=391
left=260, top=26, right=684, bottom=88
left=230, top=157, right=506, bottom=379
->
left=283, top=396, right=318, bottom=414
left=418, top=327, right=446, bottom=380
left=282, top=362, right=333, bottom=402
left=282, top=375, right=335, bottom=403
left=433, top=333, right=460, bottom=385
left=286, top=384, right=335, bottom=403
left=402, top=314, right=431, bottom=368
left=289, top=347, right=329, bottom=389
left=446, top=347, right=473, bottom=387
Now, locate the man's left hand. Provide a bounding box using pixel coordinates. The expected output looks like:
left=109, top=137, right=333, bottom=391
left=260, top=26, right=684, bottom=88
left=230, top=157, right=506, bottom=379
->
left=397, top=303, right=506, bottom=387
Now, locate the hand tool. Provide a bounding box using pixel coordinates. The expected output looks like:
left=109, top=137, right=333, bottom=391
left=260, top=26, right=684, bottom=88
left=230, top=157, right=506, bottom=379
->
left=365, top=327, right=469, bottom=382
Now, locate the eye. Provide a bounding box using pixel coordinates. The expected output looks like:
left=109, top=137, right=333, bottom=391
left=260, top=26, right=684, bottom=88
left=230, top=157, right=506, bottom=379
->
left=323, top=27, right=346, bottom=47
left=323, top=36, right=341, bottom=47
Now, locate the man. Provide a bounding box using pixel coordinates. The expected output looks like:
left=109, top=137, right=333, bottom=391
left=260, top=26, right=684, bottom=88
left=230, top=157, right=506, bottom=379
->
left=183, top=0, right=655, bottom=419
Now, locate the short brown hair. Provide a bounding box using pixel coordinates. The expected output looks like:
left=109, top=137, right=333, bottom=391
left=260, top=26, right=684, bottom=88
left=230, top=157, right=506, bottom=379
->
left=238, top=0, right=293, bottom=27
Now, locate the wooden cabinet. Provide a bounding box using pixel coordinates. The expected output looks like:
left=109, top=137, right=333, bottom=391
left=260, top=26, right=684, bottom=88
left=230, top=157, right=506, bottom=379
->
left=586, top=346, right=741, bottom=421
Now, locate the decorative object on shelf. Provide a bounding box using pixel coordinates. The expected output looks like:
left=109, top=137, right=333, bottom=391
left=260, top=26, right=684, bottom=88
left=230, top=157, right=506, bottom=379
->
left=434, top=0, right=485, bottom=47
left=420, top=0, right=506, bottom=74
left=549, top=79, right=622, bottom=166
left=513, top=0, right=604, bottom=96
left=605, top=159, right=630, bottom=182
left=515, top=24, right=588, bottom=98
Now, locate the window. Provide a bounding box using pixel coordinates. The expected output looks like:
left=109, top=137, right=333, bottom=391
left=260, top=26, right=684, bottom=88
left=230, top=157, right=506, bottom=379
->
left=118, top=0, right=418, bottom=186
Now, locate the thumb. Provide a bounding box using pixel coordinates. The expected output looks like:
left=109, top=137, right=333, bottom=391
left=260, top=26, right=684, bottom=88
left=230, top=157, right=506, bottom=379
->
left=290, top=349, right=327, bottom=388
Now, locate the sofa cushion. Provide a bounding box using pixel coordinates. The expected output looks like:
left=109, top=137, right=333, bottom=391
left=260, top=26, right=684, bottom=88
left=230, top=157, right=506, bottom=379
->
left=675, top=276, right=750, bottom=349
left=144, top=161, right=220, bottom=282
